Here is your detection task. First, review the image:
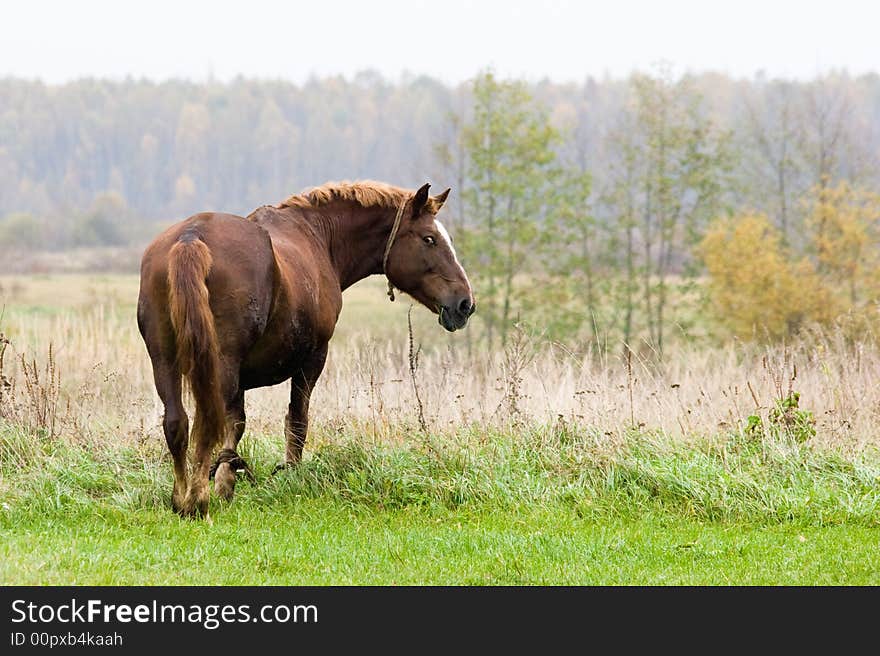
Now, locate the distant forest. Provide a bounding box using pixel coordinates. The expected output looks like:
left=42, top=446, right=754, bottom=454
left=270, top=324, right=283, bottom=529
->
left=1, top=70, right=878, bottom=236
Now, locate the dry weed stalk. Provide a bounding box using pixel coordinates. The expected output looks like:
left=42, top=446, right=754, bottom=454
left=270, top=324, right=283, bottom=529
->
left=0, top=336, right=69, bottom=439
left=407, top=306, right=428, bottom=433
left=496, top=324, right=538, bottom=424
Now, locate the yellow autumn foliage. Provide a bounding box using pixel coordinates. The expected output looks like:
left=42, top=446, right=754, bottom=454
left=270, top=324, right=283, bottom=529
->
left=805, top=180, right=880, bottom=305
left=700, top=213, right=836, bottom=340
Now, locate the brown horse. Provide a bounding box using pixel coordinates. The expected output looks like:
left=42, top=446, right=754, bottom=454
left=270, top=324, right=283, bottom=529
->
left=137, top=181, right=475, bottom=518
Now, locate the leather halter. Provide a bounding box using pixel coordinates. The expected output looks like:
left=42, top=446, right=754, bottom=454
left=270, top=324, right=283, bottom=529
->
left=381, top=200, right=408, bottom=302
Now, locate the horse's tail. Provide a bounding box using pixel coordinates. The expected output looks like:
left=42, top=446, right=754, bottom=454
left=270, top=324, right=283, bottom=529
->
left=167, top=238, right=225, bottom=444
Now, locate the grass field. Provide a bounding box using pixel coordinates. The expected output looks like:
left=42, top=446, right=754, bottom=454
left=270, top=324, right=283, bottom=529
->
left=6, top=504, right=879, bottom=585
left=1, top=273, right=880, bottom=585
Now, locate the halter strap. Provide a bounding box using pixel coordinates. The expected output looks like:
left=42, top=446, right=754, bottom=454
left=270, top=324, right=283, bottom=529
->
left=382, top=200, right=408, bottom=302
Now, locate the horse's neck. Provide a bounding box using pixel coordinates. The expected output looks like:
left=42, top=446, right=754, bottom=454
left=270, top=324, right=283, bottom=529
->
left=317, top=202, right=395, bottom=290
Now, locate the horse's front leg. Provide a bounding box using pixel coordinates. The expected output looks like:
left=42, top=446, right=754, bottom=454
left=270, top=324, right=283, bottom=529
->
left=279, top=348, right=327, bottom=469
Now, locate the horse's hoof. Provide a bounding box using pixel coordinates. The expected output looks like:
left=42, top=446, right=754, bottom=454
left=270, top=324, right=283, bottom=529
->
left=214, top=462, right=236, bottom=501
left=210, top=449, right=255, bottom=484
left=177, top=506, right=205, bottom=520
left=179, top=493, right=209, bottom=520
left=271, top=462, right=295, bottom=475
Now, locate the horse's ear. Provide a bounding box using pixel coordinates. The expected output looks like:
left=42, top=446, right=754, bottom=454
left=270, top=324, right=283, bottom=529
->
left=411, top=183, right=431, bottom=218
left=429, top=188, right=451, bottom=213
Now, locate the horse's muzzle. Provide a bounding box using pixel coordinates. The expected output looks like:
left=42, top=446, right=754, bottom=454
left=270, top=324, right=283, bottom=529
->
left=439, top=297, right=475, bottom=332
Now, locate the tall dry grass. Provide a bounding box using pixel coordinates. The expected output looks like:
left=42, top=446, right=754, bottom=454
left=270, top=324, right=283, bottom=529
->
left=1, top=274, right=879, bottom=459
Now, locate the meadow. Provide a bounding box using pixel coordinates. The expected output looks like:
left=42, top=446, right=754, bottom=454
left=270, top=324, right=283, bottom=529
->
left=1, top=273, right=879, bottom=584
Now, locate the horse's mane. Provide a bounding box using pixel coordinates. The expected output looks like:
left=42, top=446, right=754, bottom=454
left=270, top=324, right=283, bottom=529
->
left=279, top=180, right=442, bottom=214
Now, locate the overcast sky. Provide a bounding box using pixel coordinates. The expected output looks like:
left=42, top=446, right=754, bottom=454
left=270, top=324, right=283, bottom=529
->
left=2, top=0, right=877, bottom=84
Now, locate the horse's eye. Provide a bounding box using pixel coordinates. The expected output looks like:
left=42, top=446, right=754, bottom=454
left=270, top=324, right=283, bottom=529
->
left=423, top=236, right=436, bottom=246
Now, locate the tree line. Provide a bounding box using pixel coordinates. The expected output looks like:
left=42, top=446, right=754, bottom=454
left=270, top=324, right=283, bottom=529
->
left=452, top=69, right=880, bottom=353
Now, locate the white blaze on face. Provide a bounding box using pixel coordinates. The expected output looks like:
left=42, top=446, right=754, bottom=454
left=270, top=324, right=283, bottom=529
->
left=434, top=219, right=472, bottom=292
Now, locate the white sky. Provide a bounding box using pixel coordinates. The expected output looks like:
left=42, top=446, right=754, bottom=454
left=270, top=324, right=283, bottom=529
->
left=1, top=0, right=877, bottom=84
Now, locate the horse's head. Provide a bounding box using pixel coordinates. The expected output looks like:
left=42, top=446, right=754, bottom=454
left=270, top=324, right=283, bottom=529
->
left=385, top=183, right=476, bottom=332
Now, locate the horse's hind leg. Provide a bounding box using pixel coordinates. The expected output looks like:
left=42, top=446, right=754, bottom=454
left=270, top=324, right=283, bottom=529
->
left=182, top=352, right=249, bottom=517
left=184, top=410, right=215, bottom=519
left=152, top=360, right=189, bottom=513
left=213, top=389, right=249, bottom=501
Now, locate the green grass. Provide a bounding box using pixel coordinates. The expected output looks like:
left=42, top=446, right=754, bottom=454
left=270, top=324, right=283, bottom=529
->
left=2, top=424, right=879, bottom=585
left=4, top=501, right=878, bottom=585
